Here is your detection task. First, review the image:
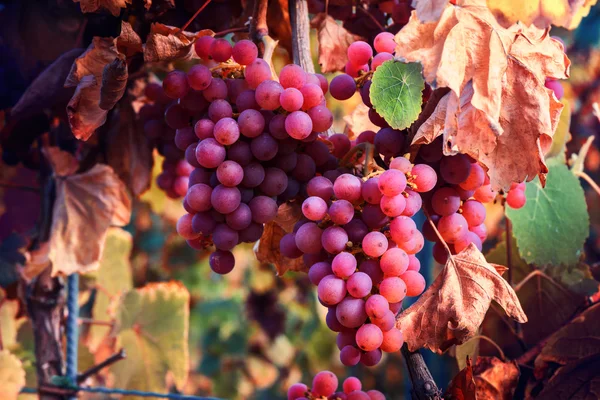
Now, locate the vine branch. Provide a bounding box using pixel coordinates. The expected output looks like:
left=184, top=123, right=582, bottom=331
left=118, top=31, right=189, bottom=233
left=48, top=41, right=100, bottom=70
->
left=288, top=0, right=315, bottom=73
left=250, top=0, right=269, bottom=44
left=401, top=344, right=442, bottom=400
left=181, top=0, right=213, bottom=31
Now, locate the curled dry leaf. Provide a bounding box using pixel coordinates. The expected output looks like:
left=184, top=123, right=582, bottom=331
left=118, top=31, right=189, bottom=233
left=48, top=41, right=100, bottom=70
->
left=396, top=244, right=527, bottom=353
left=144, top=23, right=214, bottom=63
left=100, top=55, right=128, bottom=110
left=473, top=357, right=519, bottom=400
left=397, top=1, right=570, bottom=190
left=343, top=103, right=380, bottom=140
left=42, top=146, right=79, bottom=177
left=117, top=21, right=143, bottom=58
left=10, top=48, right=85, bottom=120
left=255, top=203, right=305, bottom=275
left=49, top=164, right=132, bottom=276
left=73, top=0, right=131, bottom=17
left=65, top=37, right=121, bottom=140
left=311, top=13, right=360, bottom=73
left=445, top=356, right=476, bottom=400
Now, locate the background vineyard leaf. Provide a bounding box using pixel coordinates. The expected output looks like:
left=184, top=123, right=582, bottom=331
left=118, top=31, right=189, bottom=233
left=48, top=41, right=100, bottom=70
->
left=473, top=357, right=520, bottom=400
left=506, top=157, right=589, bottom=266
left=111, top=282, right=189, bottom=393
left=370, top=61, right=425, bottom=130
left=535, top=353, right=600, bottom=399
left=0, top=349, right=26, bottom=400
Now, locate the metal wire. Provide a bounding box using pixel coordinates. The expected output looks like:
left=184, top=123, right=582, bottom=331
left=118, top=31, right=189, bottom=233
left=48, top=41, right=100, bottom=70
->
left=21, top=387, right=220, bottom=399
left=66, top=273, right=80, bottom=400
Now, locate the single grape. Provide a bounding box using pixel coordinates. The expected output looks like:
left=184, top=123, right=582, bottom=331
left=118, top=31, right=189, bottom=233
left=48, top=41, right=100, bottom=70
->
left=164, top=103, right=191, bottom=129
left=208, top=99, right=233, bottom=122
left=360, top=80, right=372, bottom=107
left=322, top=226, right=349, bottom=253
left=379, top=277, right=407, bottom=303
left=374, top=128, right=404, bottom=158
left=440, top=154, right=472, bottom=185
left=177, top=214, right=200, bottom=240
left=347, top=272, right=373, bottom=298
left=367, top=390, right=386, bottom=400
left=380, top=194, right=406, bottom=217
left=362, top=231, right=388, bottom=258
left=232, top=39, right=258, bottom=65
left=280, top=87, right=304, bottom=112
left=365, top=294, right=389, bottom=319
left=359, top=259, right=384, bottom=285
left=192, top=212, right=216, bottom=235
left=371, top=309, right=395, bottom=332
left=357, top=130, right=376, bottom=144
left=371, top=52, right=393, bottom=70
left=239, top=222, right=264, bottom=242
left=280, top=64, right=307, bottom=89
left=336, top=297, right=367, bottom=328
left=431, top=186, right=461, bottom=216
left=292, top=154, right=317, bottom=182
left=248, top=195, right=278, bottom=223
left=459, top=162, right=485, bottom=191
left=186, top=183, right=213, bottom=212
left=300, top=83, right=324, bottom=109
left=374, top=32, right=396, bottom=53
left=225, top=203, right=252, bottom=230
left=318, top=275, right=347, bottom=305
left=251, top=133, right=279, bottom=161
left=454, top=231, right=483, bottom=253
left=287, top=383, right=308, bottom=400
left=461, top=199, right=486, bottom=227
left=361, top=204, right=389, bottom=230
left=285, top=111, right=313, bottom=139
left=380, top=248, right=409, bottom=277
left=345, top=61, right=369, bottom=78
left=411, top=164, right=437, bottom=192
left=337, top=329, right=358, bottom=350
left=345, top=219, right=369, bottom=244
left=259, top=167, right=288, bottom=196
left=305, top=140, right=330, bottom=166
left=242, top=162, right=265, bottom=187
left=329, top=134, right=352, bottom=159
left=437, top=213, right=469, bottom=243
left=227, top=77, right=249, bottom=104
left=175, top=127, right=196, bottom=151
left=309, top=261, right=334, bottom=285
left=163, top=70, right=189, bottom=99
left=255, top=79, right=284, bottom=110
left=343, top=377, right=362, bottom=394
left=194, top=36, right=214, bottom=60
left=330, top=74, right=357, bottom=100
left=245, top=58, right=272, bottom=89
left=187, top=64, right=212, bottom=90
left=213, top=117, right=240, bottom=145
left=210, top=38, right=233, bottom=62
left=209, top=250, right=235, bottom=274
left=407, top=255, right=421, bottom=272
left=295, top=222, right=324, bottom=253
left=212, top=224, right=239, bottom=250
left=194, top=118, right=215, bottom=140
left=326, top=306, right=346, bottom=332
left=237, top=109, right=265, bottom=138
left=380, top=328, right=404, bottom=352
left=203, top=78, right=228, bottom=101
left=356, top=324, right=383, bottom=352
left=362, top=177, right=383, bottom=205
left=302, top=196, right=328, bottom=221
left=403, top=189, right=422, bottom=217
left=333, top=174, right=363, bottom=203
left=307, top=176, right=334, bottom=200
left=312, top=371, right=338, bottom=398
left=348, top=41, right=373, bottom=66
left=329, top=200, right=355, bottom=225
left=236, top=89, right=260, bottom=111
left=268, top=114, right=288, bottom=139
left=361, top=349, right=382, bottom=366
left=506, top=188, right=526, bottom=209
left=473, top=184, right=496, bottom=203
left=273, top=152, right=298, bottom=172
left=340, top=345, right=361, bottom=366
left=195, top=138, right=226, bottom=169
left=400, top=270, right=426, bottom=297
left=173, top=176, right=188, bottom=197
left=399, top=230, right=424, bottom=255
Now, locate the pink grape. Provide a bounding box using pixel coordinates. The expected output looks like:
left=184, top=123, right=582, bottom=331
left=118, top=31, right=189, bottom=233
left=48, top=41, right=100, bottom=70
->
left=177, top=214, right=200, bottom=240
left=371, top=309, right=395, bottom=332
left=380, top=248, right=409, bottom=276
left=390, top=157, right=412, bottom=173
left=210, top=38, right=233, bottom=62
left=255, top=80, right=283, bottom=110
left=285, top=111, right=313, bottom=139
left=431, top=187, right=461, bottom=216
left=347, top=272, right=373, bottom=298
left=318, top=275, right=347, bottom=306
left=203, top=78, right=228, bottom=102
left=332, top=252, right=358, bottom=278
left=470, top=223, right=488, bottom=242
left=507, top=188, right=527, bottom=209
left=322, top=226, right=349, bottom=253
left=300, top=83, right=324, bottom=109
left=308, top=105, right=334, bottom=132
left=379, top=277, right=407, bottom=303
left=295, top=222, right=323, bottom=253
left=380, top=194, right=406, bottom=217
left=474, top=184, right=496, bottom=203
left=402, top=189, right=423, bottom=217
left=545, top=79, right=564, bottom=100
left=454, top=231, right=483, bottom=253
left=437, top=213, right=469, bottom=243
left=307, top=176, right=334, bottom=200
left=380, top=328, right=404, bottom=352
left=362, top=177, right=383, bottom=204
left=315, top=73, right=329, bottom=93
left=336, top=297, right=367, bottom=328
left=343, top=377, right=362, bottom=394
left=374, top=32, right=396, bottom=53
left=312, top=371, right=338, bottom=398
left=333, top=174, right=363, bottom=203
left=400, top=271, right=426, bottom=297
left=287, top=383, right=308, bottom=400
left=371, top=52, right=393, bottom=70
left=211, top=185, right=241, bottom=214
left=362, top=231, right=388, bottom=258
left=365, top=294, right=389, bottom=319
left=329, top=134, right=352, bottom=159
left=194, top=36, right=214, bottom=60
left=245, top=58, right=272, bottom=88
left=187, top=65, right=212, bottom=90
left=407, top=255, right=421, bottom=271
left=163, top=70, right=189, bottom=99
left=330, top=74, right=357, bottom=100
left=411, top=164, right=437, bottom=192
left=367, top=390, right=386, bottom=400
left=196, top=138, right=226, bottom=168
left=340, top=345, right=361, bottom=366
left=232, top=39, right=258, bottom=65
left=238, top=109, right=265, bottom=138
left=389, top=216, right=417, bottom=243
left=345, top=61, right=369, bottom=78
left=208, top=99, right=233, bottom=122
left=329, top=200, right=355, bottom=225
left=309, top=261, right=333, bottom=285
left=194, top=119, right=215, bottom=140
left=186, top=183, right=213, bottom=212
left=348, top=41, right=373, bottom=66
left=213, top=117, right=239, bottom=145
left=461, top=199, right=486, bottom=226
left=459, top=162, right=485, bottom=190
left=302, top=196, right=328, bottom=221
left=356, top=324, right=383, bottom=351
left=280, top=64, right=307, bottom=89
left=280, top=88, right=304, bottom=112
left=400, top=231, right=424, bottom=255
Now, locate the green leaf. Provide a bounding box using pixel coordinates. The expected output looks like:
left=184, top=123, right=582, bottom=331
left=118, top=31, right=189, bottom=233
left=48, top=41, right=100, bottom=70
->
left=370, top=60, right=425, bottom=130
left=547, top=263, right=600, bottom=297
left=506, top=157, right=589, bottom=266
left=86, top=227, right=133, bottom=352
left=111, top=282, right=190, bottom=393
left=0, top=349, right=26, bottom=399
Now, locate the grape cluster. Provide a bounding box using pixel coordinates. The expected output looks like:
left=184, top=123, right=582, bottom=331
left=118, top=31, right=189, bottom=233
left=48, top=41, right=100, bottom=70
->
left=169, top=37, right=335, bottom=275
left=288, top=371, right=385, bottom=400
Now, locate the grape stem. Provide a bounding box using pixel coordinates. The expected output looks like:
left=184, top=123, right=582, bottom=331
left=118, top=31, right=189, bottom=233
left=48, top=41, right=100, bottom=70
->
left=575, top=171, right=600, bottom=197
left=356, top=6, right=385, bottom=32
left=288, top=0, right=315, bottom=73
left=401, top=343, right=442, bottom=400
left=424, top=210, right=452, bottom=257
left=180, top=0, right=213, bottom=31
left=250, top=0, right=269, bottom=43
left=76, top=349, right=125, bottom=384
left=214, top=26, right=249, bottom=37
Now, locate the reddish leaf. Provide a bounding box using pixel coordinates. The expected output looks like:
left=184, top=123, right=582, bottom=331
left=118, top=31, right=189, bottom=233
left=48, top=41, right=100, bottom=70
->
left=535, top=353, right=600, bottom=400
left=268, top=0, right=292, bottom=56
left=445, top=356, right=477, bottom=400
left=311, top=13, right=360, bottom=73
left=73, top=0, right=131, bottom=17
left=42, top=146, right=79, bottom=177
left=117, top=22, right=143, bottom=58
left=49, top=164, right=132, bottom=275
left=396, top=244, right=527, bottom=353
left=10, top=48, right=85, bottom=120
left=144, top=23, right=213, bottom=63
left=65, top=38, right=121, bottom=140
left=396, top=3, right=570, bottom=190
left=100, top=55, right=128, bottom=111
left=473, top=357, right=520, bottom=400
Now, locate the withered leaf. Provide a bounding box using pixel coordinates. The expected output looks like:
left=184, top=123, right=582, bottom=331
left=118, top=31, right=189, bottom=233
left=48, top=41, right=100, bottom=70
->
left=273, top=202, right=302, bottom=233
left=144, top=23, right=213, bottom=63
left=65, top=37, right=120, bottom=140
left=535, top=353, right=600, bottom=400
left=343, top=103, right=380, bottom=140
left=445, top=356, right=476, bottom=400
left=396, top=244, right=527, bottom=353
left=412, top=0, right=451, bottom=22
left=73, top=0, right=131, bottom=17
left=311, top=13, right=359, bottom=73
left=536, top=302, right=600, bottom=367
left=117, top=22, right=143, bottom=58
left=473, top=357, right=519, bottom=400
left=268, top=0, right=292, bottom=56
left=100, top=55, right=128, bottom=110
left=42, top=146, right=79, bottom=177
left=396, top=2, right=570, bottom=190
left=10, top=48, right=85, bottom=120
left=103, top=99, right=154, bottom=196
left=49, top=164, right=132, bottom=276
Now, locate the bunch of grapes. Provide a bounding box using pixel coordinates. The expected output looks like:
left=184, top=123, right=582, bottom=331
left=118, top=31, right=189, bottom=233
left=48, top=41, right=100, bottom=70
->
left=288, top=371, right=385, bottom=400
left=168, top=36, right=336, bottom=275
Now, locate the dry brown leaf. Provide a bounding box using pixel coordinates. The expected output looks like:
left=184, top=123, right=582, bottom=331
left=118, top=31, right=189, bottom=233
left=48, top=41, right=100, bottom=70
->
left=73, top=0, right=131, bottom=17
left=487, top=0, right=598, bottom=30
left=445, top=356, right=476, bottom=400
left=42, top=146, right=79, bottom=177
left=411, top=87, right=450, bottom=144
left=412, top=0, right=451, bottom=22
left=396, top=2, right=570, bottom=190
left=103, top=99, right=154, bottom=196
left=473, top=357, right=520, bottom=400
left=396, top=244, right=527, bottom=353
left=49, top=164, right=132, bottom=276
left=343, top=103, right=380, bottom=140
left=311, top=13, right=360, bottom=74
left=273, top=202, right=303, bottom=233
left=144, top=23, right=213, bottom=63
left=100, top=55, right=128, bottom=110
left=255, top=222, right=306, bottom=276
left=65, top=37, right=121, bottom=140
left=117, top=21, right=143, bottom=58
left=10, top=48, right=85, bottom=120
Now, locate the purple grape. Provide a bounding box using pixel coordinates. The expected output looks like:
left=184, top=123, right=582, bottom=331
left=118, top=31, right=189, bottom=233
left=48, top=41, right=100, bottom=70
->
left=292, top=154, right=317, bottom=182
left=211, top=185, right=241, bottom=214
left=196, top=138, right=226, bottom=169
left=227, top=141, right=253, bottom=166
left=212, top=224, right=239, bottom=250
left=192, top=211, right=216, bottom=235
left=322, top=226, right=349, bottom=253
left=248, top=195, right=278, bottom=223
left=209, top=250, right=235, bottom=274
left=336, top=297, right=367, bottom=328
left=309, top=261, right=333, bottom=285
left=239, top=222, right=264, bottom=242
left=225, top=203, right=252, bottom=230
left=208, top=99, right=233, bottom=122
left=238, top=109, right=265, bottom=138
left=295, top=222, right=323, bottom=254
left=242, top=162, right=265, bottom=188
left=259, top=167, right=288, bottom=196
left=251, top=133, right=279, bottom=161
